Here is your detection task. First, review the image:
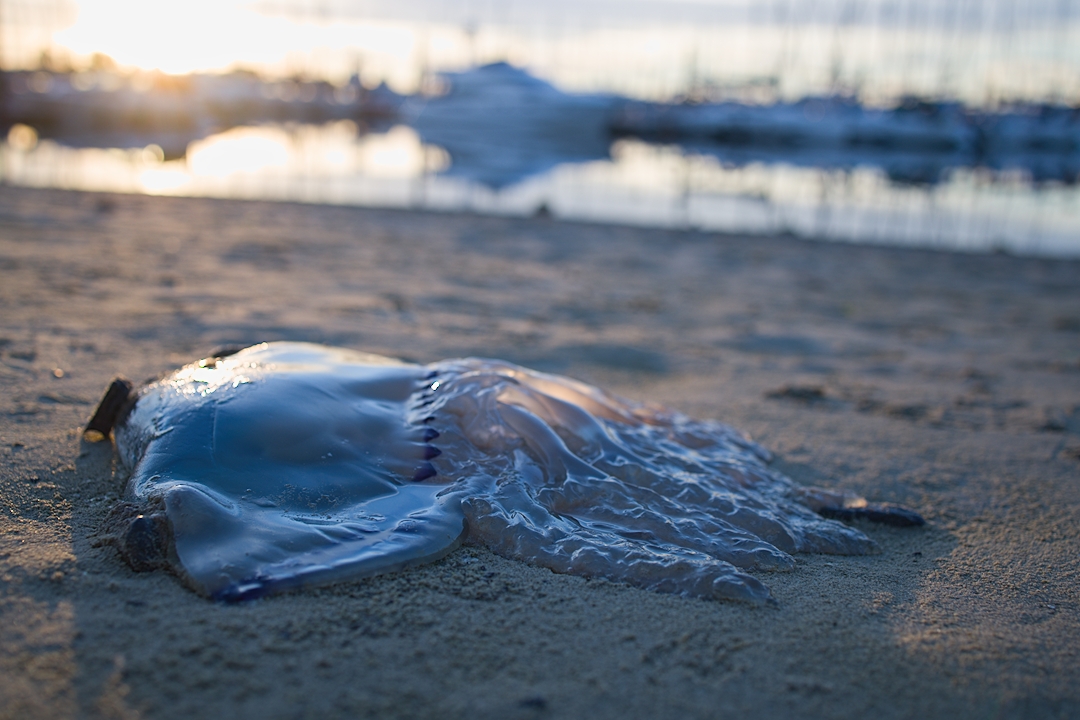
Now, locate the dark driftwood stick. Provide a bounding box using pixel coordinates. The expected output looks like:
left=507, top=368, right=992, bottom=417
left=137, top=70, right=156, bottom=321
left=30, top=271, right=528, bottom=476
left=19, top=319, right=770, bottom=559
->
left=84, top=377, right=134, bottom=442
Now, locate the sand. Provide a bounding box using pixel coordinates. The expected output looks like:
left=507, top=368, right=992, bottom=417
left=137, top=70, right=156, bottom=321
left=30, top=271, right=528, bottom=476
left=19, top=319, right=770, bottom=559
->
left=0, top=185, right=1077, bottom=719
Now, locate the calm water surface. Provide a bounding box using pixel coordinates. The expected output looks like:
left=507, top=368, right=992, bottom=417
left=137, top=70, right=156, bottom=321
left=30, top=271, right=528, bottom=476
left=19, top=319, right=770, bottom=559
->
left=4, top=120, right=1077, bottom=256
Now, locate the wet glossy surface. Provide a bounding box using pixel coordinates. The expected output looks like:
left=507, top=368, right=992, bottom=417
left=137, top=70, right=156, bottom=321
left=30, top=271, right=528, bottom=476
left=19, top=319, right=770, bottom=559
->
left=115, top=342, right=881, bottom=603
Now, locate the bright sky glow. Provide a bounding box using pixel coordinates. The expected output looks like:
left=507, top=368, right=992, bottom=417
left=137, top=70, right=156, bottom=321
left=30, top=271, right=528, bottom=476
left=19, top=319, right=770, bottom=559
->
left=12, top=0, right=1066, bottom=103
left=53, top=0, right=421, bottom=87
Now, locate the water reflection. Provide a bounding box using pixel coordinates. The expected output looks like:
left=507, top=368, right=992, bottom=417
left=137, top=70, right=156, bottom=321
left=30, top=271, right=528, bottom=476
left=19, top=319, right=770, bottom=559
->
left=1, top=0, right=1077, bottom=256
left=3, top=118, right=1075, bottom=257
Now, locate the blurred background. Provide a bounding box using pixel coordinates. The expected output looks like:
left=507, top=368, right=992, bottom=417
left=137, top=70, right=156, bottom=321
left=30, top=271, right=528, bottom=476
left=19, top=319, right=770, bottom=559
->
left=0, top=0, right=1077, bottom=255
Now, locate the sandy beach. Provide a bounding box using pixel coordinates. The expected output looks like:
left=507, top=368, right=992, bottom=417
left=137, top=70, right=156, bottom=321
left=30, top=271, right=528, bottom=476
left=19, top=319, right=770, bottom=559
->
left=1, top=185, right=1077, bottom=719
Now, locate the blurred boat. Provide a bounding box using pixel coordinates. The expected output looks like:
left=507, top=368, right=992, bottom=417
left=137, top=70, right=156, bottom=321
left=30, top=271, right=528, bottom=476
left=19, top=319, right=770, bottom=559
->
left=611, top=95, right=1080, bottom=185
left=405, top=62, right=617, bottom=188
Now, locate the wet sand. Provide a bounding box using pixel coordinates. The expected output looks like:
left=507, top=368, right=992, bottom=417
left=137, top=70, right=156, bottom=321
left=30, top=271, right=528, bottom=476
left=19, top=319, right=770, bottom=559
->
left=1, top=186, right=1078, bottom=719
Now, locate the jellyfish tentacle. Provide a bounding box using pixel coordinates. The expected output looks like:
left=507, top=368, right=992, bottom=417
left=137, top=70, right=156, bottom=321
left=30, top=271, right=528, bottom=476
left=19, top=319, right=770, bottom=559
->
left=461, top=481, right=776, bottom=605
left=531, top=478, right=797, bottom=571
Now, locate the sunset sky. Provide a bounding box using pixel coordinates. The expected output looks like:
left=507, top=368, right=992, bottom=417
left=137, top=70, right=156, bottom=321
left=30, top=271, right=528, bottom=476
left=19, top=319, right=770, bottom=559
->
left=0, top=0, right=1070, bottom=103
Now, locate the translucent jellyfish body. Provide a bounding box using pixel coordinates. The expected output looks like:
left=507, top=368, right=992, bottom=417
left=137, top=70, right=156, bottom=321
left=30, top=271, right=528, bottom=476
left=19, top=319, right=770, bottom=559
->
left=95, top=342, right=921, bottom=603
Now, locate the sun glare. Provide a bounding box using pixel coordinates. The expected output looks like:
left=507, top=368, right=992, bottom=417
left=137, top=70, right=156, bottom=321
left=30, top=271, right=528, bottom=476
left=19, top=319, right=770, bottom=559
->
left=187, top=128, right=291, bottom=176
left=129, top=123, right=432, bottom=195
left=139, top=164, right=192, bottom=194
left=356, top=126, right=426, bottom=178
left=53, top=0, right=420, bottom=86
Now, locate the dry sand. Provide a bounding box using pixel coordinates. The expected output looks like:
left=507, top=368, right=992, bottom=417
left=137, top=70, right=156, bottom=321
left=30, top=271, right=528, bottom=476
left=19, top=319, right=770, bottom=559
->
left=0, top=186, right=1077, bottom=719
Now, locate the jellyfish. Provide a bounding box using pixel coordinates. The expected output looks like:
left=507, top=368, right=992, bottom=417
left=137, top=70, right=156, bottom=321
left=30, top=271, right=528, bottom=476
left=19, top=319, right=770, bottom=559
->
left=87, top=342, right=922, bottom=604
